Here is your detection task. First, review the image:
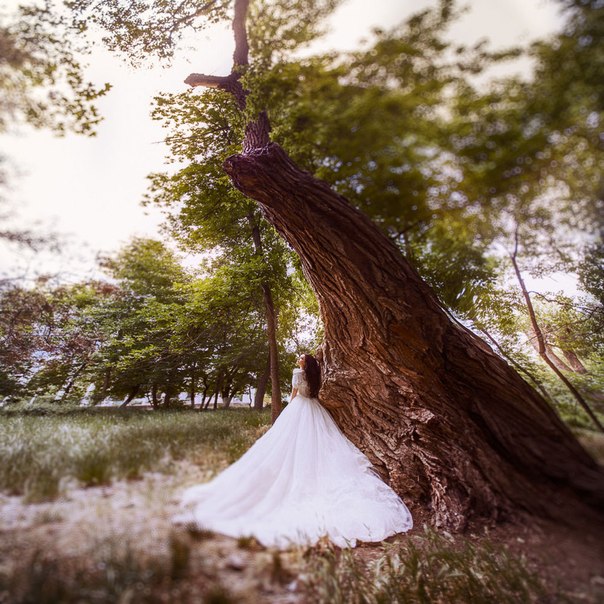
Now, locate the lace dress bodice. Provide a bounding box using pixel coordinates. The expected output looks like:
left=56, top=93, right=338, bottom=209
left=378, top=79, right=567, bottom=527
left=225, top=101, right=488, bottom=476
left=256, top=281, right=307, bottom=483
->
left=292, top=367, right=311, bottom=398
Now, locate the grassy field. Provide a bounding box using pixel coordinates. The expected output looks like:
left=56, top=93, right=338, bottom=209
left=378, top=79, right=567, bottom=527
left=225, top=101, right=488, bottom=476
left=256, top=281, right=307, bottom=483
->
left=0, top=407, right=271, bottom=502
left=0, top=405, right=602, bottom=603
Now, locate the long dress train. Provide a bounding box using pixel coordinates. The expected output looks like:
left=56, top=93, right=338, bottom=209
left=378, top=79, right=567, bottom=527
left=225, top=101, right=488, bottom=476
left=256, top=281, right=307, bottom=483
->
left=172, top=367, right=413, bottom=549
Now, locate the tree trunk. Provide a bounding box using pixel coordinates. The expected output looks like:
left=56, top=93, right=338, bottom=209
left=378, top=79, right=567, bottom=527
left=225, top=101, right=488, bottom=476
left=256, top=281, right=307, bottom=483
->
left=198, top=384, right=209, bottom=411
left=222, top=140, right=604, bottom=530
left=222, top=383, right=233, bottom=409
left=561, top=349, right=588, bottom=374
left=58, top=360, right=88, bottom=403
left=478, top=327, right=555, bottom=406
left=254, top=355, right=270, bottom=410
left=150, top=383, right=160, bottom=409
left=163, top=385, right=173, bottom=407
left=120, top=385, right=140, bottom=408
left=182, top=0, right=604, bottom=531
left=93, top=367, right=112, bottom=405
left=212, top=386, right=220, bottom=410
left=511, top=237, right=603, bottom=432
left=247, top=213, right=282, bottom=422
left=190, top=363, right=197, bottom=407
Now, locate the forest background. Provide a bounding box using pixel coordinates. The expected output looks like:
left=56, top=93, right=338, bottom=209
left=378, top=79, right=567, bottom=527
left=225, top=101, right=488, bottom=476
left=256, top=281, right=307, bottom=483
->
left=1, top=0, right=602, bottom=430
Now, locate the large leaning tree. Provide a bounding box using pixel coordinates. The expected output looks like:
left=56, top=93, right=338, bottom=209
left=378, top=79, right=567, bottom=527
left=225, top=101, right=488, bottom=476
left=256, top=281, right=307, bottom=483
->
left=62, top=0, right=604, bottom=531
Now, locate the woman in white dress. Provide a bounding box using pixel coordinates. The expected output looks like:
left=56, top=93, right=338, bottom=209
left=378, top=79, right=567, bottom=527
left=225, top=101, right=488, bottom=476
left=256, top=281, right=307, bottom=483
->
left=173, top=353, right=413, bottom=549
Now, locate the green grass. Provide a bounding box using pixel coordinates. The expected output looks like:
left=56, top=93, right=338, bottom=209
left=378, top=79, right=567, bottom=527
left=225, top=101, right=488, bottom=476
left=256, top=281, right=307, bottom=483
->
left=0, top=407, right=271, bottom=502
left=299, top=528, right=558, bottom=604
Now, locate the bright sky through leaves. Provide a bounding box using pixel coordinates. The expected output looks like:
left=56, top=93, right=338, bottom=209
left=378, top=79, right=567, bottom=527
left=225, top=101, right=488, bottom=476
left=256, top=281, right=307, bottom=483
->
left=0, top=0, right=563, bottom=284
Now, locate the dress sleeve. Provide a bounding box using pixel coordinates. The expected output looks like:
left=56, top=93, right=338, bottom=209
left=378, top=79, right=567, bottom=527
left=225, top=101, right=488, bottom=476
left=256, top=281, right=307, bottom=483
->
left=292, top=370, right=304, bottom=388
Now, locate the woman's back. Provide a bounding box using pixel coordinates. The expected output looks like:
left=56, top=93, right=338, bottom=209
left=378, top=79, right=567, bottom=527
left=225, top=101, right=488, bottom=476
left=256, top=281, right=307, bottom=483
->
left=292, top=367, right=311, bottom=398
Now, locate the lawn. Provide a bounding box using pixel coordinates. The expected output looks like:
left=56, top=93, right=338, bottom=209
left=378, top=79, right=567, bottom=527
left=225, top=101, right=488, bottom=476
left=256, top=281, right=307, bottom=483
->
left=0, top=406, right=602, bottom=603
left=0, top=407, right=271, bottom=502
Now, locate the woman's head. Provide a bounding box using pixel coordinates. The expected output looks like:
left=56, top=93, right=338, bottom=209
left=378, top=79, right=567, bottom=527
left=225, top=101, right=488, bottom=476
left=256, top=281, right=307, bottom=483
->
left=300, top=353, right=321, bottom=398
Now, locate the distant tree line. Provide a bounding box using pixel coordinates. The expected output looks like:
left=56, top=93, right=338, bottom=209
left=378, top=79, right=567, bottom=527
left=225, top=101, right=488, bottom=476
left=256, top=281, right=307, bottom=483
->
left=0, top=237, right=318, bottom=408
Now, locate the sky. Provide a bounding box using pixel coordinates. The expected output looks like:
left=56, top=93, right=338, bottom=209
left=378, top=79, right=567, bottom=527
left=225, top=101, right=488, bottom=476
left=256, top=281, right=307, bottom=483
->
left=1, top=0, right=566, bottom=287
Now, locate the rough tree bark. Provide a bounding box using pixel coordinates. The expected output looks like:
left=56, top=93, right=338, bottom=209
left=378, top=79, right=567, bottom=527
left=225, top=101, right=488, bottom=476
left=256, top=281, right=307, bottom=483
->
left=186, top=0, right=604, bottom=530
left=478, top=327, right=555, bottom=405
left=224, top=140, right=604, bottom=530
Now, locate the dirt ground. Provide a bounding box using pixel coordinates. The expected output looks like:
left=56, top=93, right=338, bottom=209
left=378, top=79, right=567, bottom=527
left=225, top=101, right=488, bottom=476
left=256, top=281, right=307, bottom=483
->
left=1, top=463, right=603, bottom=603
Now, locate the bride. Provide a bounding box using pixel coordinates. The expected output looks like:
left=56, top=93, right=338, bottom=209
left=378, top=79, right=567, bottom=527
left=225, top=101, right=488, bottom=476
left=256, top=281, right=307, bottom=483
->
left=173, top=353, right=413, bottom=549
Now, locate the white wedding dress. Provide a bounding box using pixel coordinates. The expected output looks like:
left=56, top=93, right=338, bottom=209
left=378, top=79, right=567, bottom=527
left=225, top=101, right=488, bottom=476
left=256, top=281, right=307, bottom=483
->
left=172, top=368, right=413, bottom=549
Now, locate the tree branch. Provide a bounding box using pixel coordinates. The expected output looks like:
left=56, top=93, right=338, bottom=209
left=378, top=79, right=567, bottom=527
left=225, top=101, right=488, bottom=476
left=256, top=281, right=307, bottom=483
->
left=184, top=72, right=247, bottom=107
left=528, top=290, right=602, bottom=317
left=171, top=0, right=220, bottom=31
left=184, top=0, right=251, bottom=110
left=232, top=0, right=250, bottom=67
left=184, top=72, right=231, bottom=88
left=510, top=223, right=603, bottom=432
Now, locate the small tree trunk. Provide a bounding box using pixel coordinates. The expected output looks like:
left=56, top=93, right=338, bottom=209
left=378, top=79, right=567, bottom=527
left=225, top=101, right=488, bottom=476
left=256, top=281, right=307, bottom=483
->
left=120, top=386, right=139, bottom=408
left=561, top=349, right=588, bottom=374
left=58, top=361, right=88, bottom=403
left=190, top=363, right=197, bottom=407
left=198, top=385, right=209, bottom=411
left=150, top=383, right=160, bottom=409
left=254, top=354, right=270, bottom=410
left=93, top=367, right=112, bottom=405
left=511, top=235, right=603, bottom=432
left=221, top=381, right=234, bottom=409
left=263, top=284, right=281, bottom=422
left=525, top=328, right=574, bottom=373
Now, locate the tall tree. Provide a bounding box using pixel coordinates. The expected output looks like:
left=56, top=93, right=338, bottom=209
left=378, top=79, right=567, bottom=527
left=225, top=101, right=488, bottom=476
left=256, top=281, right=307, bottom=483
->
left=42, top=0, right=604, bottom=529
left=148, top=85, right=301, bottom=420
left=188, top=0, right=604, bottom=529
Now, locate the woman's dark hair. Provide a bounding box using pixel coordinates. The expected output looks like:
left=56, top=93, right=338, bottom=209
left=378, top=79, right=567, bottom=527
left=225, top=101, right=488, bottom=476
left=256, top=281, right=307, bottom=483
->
left=303, top=354, right=321, bottom=399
